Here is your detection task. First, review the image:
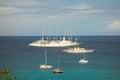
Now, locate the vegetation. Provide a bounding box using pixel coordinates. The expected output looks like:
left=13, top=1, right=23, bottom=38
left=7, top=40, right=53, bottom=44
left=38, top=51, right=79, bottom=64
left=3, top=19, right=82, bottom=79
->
left=0, top=69, right=17, bottom=80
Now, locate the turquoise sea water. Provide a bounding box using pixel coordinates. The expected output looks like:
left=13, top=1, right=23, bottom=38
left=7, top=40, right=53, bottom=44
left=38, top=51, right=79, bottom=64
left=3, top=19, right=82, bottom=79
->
left=0, top=36, right=120, bottom=80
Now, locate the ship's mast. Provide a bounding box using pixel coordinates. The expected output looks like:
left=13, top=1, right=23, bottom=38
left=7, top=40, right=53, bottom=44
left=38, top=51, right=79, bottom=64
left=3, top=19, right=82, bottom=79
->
left=45, top=49, right=47, bottom=65
left=58, top=53, right=60, bottom=69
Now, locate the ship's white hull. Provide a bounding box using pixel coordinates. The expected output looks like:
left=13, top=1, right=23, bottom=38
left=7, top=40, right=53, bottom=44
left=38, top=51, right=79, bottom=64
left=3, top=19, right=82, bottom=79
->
left=29, top=37, right=79, bottom=47
left=63, top=47, right=94, bottom=53
left=29, top=40, right=79, bottom=47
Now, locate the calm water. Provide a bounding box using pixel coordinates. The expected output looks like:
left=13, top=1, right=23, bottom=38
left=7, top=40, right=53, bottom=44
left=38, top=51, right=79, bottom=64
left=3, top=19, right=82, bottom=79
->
left=0, top=36, right=120, bottom=80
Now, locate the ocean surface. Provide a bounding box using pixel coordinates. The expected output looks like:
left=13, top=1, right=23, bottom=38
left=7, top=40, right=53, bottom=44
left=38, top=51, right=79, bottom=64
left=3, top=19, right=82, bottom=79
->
left=0, top=36, right=120, bottom=80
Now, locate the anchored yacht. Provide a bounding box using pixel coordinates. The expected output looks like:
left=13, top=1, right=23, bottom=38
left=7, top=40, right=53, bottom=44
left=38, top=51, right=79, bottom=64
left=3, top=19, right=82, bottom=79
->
left=40, top=49, right=52, bottom=69
left=53, top=53, right=63, bottom=74
left=63, top=47, right=94, bottom=53
left=79, top=59, right=88, bottom=64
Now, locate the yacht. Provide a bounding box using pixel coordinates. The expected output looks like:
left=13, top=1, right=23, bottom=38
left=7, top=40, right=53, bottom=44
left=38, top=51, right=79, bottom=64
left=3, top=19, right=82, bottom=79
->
left=79, top=53, right=88, bottom=64
left=40, top=64, right=52, bottom=69
left=79, top=59, right=88, bottom=64
left=53, top=69, right=63, bottom=73
left=29, top=37, right=79, bottom=47
left=53, top=53, right=63, bottom=74
left=63, top=47, right=94, bottom=54
left=40, top=49, right=52, bottom=69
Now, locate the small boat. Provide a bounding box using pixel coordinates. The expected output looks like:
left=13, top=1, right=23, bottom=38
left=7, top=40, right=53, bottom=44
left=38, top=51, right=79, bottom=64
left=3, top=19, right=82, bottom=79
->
left=53, top=53, right=63, bottom=73
left=53, top=69, right=63, bottom=73
left=40, top=49, right=52, bottom=69
left=79, top=54, right=88, bottom=64
left=40, top=64, right=52, bottom=69
left=79, top=59, right=88, bottom=64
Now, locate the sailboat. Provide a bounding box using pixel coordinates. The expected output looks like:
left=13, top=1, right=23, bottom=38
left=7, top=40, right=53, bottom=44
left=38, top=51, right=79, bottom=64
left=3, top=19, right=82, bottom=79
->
left=79, top=54, right=88, bottom=64
left=53, top=53, right=63, bottom=73
left=40, top=49, right=52, bottom=69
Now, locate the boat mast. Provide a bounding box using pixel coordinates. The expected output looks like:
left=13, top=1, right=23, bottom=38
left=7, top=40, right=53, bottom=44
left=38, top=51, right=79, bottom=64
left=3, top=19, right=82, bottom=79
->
left=63, top=29, right=66, bottom=41
left=42, top=27, right=44, bottom=41
left=55, top=26, right=57, bottom=40
left=71, top=31, right=73, bottom=42
left=83, top=53, right=87, bottom=60
left=58, top=53, right=60, bottom=69
left=45, top=49, right=47, bottom=65
left=85, top=42, right=88, bottom=49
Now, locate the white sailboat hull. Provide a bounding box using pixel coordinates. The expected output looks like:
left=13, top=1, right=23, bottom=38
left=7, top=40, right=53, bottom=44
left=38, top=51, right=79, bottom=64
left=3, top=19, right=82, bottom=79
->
left=40, top=64, right=52, bottom=69
left=79, top=59, right=88, bottom=64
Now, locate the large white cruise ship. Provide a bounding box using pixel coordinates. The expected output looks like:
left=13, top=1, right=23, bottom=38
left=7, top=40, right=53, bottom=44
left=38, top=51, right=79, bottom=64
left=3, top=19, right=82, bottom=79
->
left=29, top=37, right=79, bottom=47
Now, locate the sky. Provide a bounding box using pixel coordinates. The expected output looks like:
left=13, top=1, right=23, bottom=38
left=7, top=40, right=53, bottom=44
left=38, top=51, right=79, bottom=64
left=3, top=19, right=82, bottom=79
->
left=0, top=0, right=120, bottom=36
